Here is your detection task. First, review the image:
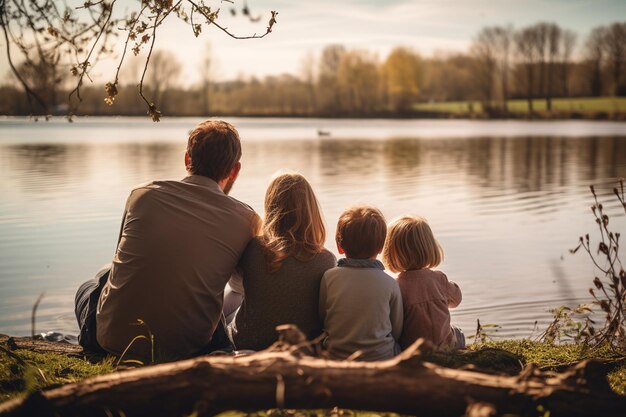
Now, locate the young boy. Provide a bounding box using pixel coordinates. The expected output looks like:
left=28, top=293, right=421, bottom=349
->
left=319, top=206, right=403, bottom=361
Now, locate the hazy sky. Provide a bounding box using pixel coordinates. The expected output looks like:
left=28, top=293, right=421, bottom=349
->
left=2, top=0, right=626, bottom=85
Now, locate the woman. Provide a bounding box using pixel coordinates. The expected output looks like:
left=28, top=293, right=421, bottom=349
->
left=228, top=172, right=336, bottom=351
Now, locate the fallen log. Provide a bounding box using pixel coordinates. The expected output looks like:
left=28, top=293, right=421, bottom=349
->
left=1, top=326, right=624, bottom=417
left=1, top=335, right=82, bottom=358
left=0, top=334, right=104, bottom=362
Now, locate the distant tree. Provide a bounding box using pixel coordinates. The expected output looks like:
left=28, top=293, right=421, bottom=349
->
left=317, top=44, right=347, bottom=115
left=515, top=26, right=540, bottom=112
left=381, top=47, right=423, bottom=113
left=471, top=28, right=498, bottom=104
left=532, top=23, right=550, bottom=101
left=545, top=22, right=562, bottom=111
left=336, top=50, right=380, bottom=114
left=494, top=26, right=514, bottom=112
left=559, top=29, right=577, bottom=97
left=584, top=26, right=608, bottom=97
left=0, top=0, right=278, bottom=120
left=198, top=43, right=214, bottom=115
left=422, top=53, right=477, bottom=102
left=12, top=55, right=66, bottom=113
left=145, top=50, right=182, bottom=114
left=300, top=51, right=317, bottom=114
left=604, top=22, right=626, bottom=96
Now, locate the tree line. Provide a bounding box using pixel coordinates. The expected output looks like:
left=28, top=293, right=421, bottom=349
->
left=1, top=21, right=624, bottom=117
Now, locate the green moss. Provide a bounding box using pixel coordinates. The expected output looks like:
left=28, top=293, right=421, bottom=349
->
left=474, top=340, right=623, bottom=369
left=425, top=340, right=626, bottom=394
left=0, top=348, right=115, bottom=402
left=426, top=347, right=524, bottom=374
left=608, top=363, right=626, bottom=396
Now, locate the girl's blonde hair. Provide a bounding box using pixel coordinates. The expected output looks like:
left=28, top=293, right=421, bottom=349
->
left=383, top=216, right=443, bottom=273
left=262, top=172, right=326, bottom=272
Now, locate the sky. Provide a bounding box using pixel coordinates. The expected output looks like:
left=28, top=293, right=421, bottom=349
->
left=2, top=0, right=626, bottom=85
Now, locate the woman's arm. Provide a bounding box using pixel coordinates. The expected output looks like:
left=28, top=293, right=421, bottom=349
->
left=227, top=269, right=245, bottom=295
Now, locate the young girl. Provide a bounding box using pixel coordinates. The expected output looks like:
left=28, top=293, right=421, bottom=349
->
left=382, top=216, right=464, bottom=350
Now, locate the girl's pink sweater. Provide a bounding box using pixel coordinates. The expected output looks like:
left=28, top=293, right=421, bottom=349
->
left=397, top=269, right=462, bottom=349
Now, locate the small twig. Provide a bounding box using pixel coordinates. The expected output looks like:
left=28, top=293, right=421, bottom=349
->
left=69, top=0, right=117, bottom=107
left=187, top=0, right=276, bottom=40
left=31, top=292, right=45, bottom=339
left=76, top=0, right=105, bottom=10
left=138, top=9, right=161, bottom=121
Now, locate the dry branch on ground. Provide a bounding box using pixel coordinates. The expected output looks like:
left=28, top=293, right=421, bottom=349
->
left=1, top=326, right=625, bottom=417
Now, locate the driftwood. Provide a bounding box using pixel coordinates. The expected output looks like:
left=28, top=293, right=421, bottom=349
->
left=1, top=335, right=84, bottom=358
left=1, top=326, right=625, bottom=417
left=0, top=334, right=108, bottom=364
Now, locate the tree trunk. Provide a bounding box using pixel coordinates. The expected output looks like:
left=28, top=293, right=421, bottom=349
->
left=526, top=64, right=534, bottom=113
left=591, top=62, right=603, bottom=97
left=546, top=62, right=553, bottom=112
left=1, top=327, right=624, bottom=417
left=501, top=62, right=509, bottom=114
left=562, top=63, right=570, bottom=98
left=202, top=83, right=210, bottom=115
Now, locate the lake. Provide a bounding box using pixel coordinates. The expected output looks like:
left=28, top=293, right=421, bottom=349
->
left=1, top=117, right=625, bottom=341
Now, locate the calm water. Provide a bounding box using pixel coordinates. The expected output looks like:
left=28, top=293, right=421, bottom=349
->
left=1, top=117, right=625, bottom=340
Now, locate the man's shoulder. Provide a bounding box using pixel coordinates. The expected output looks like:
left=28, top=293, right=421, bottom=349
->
left=130, top=180, right=159, bottom=192
left=124, top=181, right=162, bottom=205
left=129, top=179, right=255, bottom=216
left=128, top=179, right=174, bottom=196
left=225, top=194, right=256, bottom=217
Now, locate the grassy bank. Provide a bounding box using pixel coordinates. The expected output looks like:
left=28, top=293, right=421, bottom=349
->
left=413, top=97, right=626, bottom=117
left=1, top=340, right=624, bottom=405
left=0, top=348, right=114, bottom=403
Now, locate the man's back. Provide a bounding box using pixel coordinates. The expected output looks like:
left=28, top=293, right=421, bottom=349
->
left=96, top=175, right=257, bottom=361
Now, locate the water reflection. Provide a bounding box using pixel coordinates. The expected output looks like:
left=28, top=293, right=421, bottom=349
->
left=7, top=136, right=623, bottom=198
left=0, top=130, right=625, bottom=338
left=6, top=144, right=86, bottom=194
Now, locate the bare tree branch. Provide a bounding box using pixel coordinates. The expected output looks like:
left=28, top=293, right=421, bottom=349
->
left=2, top=0, right=278, bottom=121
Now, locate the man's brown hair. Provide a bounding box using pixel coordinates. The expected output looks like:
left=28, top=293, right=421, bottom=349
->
left=187, top=120, right=242, bottom=181
left=336, top=206, right=387, bottom=259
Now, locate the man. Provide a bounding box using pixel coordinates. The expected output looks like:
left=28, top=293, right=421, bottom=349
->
left=74, top=120, right=259, bottom=362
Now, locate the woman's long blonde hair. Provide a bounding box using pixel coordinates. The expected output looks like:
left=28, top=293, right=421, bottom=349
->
left=262, top=172, right=326, bottom=272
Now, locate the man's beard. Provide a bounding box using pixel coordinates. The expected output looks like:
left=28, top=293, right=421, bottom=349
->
left=223, top=178, right=235, bottom=195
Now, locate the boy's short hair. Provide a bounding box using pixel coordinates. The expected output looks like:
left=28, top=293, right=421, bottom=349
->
left=336, top=206, right=386, bottom=259
left=383, top=216, right=443, bottom=273
left=187, top=120, right=241, bottom=182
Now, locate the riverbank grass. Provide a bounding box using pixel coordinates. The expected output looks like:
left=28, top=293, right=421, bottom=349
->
left=1, top=340, right=625, bottom=403
left=413, top=97, right=626, bottom=115
left=0, top=348, right=114, bottom=402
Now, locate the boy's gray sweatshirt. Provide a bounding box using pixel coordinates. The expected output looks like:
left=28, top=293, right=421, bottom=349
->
left=319, top=258, right=403, bottom=361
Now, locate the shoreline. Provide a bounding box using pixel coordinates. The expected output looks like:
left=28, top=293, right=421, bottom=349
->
left=2, top=111, right=626, bottom=121
left=1, top=333, right=625, bottom=409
